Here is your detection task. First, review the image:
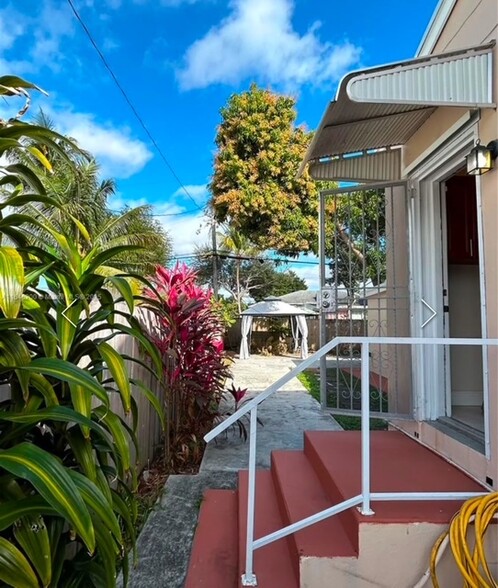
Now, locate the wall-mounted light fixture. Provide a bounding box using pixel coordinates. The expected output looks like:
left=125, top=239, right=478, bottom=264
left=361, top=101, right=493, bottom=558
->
left=466, top=139, right=498, bottom=175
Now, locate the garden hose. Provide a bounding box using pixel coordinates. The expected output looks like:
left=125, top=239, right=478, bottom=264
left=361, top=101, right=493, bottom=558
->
left=422, top=492, right=498, bottom=588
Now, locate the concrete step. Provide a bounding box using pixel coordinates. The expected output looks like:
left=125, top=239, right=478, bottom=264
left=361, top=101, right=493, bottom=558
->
left=185, top=489, right=238, bottom=588
left=238, top=470, right=298, bottom=588
left=186, top=431, right=488, bottom=588
left=270, top=450, right=357, bottom=577
left=304, top=430, right=485, bottom=525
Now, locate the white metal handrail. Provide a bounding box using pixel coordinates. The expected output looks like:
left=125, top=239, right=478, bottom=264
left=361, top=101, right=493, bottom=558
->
left=204, top=337, right=498, bottom=587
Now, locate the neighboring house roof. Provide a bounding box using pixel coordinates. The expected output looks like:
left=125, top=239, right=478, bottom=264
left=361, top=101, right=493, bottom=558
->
left=277, top=288, right=350, bottom=311
left=241, top=297, right=317, bottom=316
left=277, top=290, right=317, bottom=307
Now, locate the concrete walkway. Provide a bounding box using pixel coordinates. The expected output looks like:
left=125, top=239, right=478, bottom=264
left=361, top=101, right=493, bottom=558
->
left=126, top=355, right=340, bottom=588
left=202, top=355, right=341, bottom=471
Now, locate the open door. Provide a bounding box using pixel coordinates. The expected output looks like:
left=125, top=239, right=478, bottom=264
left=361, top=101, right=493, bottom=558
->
left=318, top=182, right=412, bottom=420
left=410, top=148, right=488, bottom=455
left=441, top=173, right=484, bottom=435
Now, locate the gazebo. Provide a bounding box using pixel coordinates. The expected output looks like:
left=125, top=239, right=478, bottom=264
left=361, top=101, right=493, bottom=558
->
left=239, top=297, right=317, bottom=360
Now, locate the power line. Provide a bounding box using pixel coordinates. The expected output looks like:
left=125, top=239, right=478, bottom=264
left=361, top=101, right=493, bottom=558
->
left=169, top=252, right=320, bottom=265
left=66, top=0, right=204, bottom=212
left=108, top=207, right=202, bottom=217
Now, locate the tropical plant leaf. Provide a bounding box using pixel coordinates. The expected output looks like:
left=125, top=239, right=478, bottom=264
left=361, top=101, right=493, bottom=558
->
left=0, top=443, right=95, bottom=553
left=111, top=490, right=136, bottom=549
left=26, top=145, right=53, bottom=172
left=0, top=537, right=39, bottom=588
left=93, top=518, right=119, bottom=587
left=0, top=246, right=25, bottom=318
left=0, top=193, right=60, bottom=211
left=83, top=245, right=143, bottom=275
left=0, top=75, right=44, bottom=94
left=13, top=358, right=110, bottom=407
left=47, top=518, right=65, bottom=588
left=68, top=470, right=122, bottom=542
left=108, top=276, right=134, bottom=313
left=14, top=515, right=52, bottom=587
left=131, top=378, right=166, bottom=430
left=29, top=373, right=59, bottom=406
left=0, top=331, right=31, bottom=400
left=21, top=299, right=58, bottom=358
left=93, top=407, right=131, bottom=477
left=108, top=322, right=162, bottom=378
left=0, top=318, right=47, bottom=331
left=0, top=406, right=110, bottom=441
left=98, top=341, right=132, bottom=415
left=67, top=428, right=97, bottom=483
left=0, top=497, right=58, bottom=532
left=2, top=163, right=46, bottom=194
left=69, top=381, right=93, bottom=437
left=24, top=262, right=55, bottom=287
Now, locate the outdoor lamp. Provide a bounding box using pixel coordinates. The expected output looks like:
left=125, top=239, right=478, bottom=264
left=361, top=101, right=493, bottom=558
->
left=466, top=140, right=498, bottom=175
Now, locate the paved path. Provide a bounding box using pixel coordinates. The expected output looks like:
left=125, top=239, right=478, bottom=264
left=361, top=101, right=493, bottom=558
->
left=201, top=355, right=341, bottom=471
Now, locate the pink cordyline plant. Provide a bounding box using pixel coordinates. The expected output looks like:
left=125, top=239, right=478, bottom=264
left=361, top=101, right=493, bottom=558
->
left=143, top=263, right=230, bottom=461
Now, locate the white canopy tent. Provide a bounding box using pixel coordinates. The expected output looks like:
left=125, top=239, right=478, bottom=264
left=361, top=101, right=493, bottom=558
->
left=239, top=297, right=317, bottom=360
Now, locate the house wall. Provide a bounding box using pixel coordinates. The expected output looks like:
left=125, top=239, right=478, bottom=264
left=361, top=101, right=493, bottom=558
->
left=396, top=0, right=498, bottom=487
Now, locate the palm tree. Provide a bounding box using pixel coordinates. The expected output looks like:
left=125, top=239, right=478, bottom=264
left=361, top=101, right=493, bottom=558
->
left=10, top=112, right=171, bottom=275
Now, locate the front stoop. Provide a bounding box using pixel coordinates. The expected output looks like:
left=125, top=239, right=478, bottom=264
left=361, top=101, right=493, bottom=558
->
left=185, top=431, right=486, bottom=588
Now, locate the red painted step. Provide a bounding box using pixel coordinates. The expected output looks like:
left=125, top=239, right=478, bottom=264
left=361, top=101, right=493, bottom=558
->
left=304, top=430, right=486, bottom=526
left=185, top=489, right=238, bottom=588
left=270, top=450, right=357, bottom=577
left=238, top=470, right=298, bottom=588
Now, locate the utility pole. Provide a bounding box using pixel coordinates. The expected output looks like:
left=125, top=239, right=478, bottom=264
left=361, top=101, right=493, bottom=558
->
left=211, top=216, right=219, bottom=298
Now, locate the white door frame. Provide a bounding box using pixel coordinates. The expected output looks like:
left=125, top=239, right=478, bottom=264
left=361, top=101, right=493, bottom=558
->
left=407, top=119, right=490, bottom=456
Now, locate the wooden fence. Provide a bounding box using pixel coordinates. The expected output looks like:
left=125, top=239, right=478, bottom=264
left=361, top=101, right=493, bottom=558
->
left=94, top=304, right=166, bottom=472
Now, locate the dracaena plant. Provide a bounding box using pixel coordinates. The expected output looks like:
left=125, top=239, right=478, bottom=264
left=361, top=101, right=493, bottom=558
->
left=0, top=213, right=165, bottom=587
left=0, top=76, right=165, bottom=587
left=141, top=263, right=231, bottom=468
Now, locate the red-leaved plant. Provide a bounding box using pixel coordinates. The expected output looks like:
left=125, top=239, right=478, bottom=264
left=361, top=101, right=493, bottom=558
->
left=142, top=263, right=231, bottom=468
left=213, top=383, right=263, bottom=441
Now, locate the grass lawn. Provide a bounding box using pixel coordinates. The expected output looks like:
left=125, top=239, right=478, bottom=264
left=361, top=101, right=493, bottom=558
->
left=297, top=370, right=388, bottom=431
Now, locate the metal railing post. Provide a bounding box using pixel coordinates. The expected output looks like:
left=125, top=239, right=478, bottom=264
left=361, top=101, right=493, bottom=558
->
left=360, top=341, right=375, bottom=516
left=241, top=406, right=258, bottom=587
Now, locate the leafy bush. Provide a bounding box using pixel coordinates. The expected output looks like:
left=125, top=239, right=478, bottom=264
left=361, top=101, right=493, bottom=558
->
left=142, top=264, right=231, bottom=468
left=0, top=76, right=164, bottom=587
left=210, top=296, right=239, bottom=329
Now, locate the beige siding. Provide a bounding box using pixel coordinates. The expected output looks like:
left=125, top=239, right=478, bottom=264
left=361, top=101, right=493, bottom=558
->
left=398, top=0, right=498, bottom=485
left=434, top=0, right=497, bottom=52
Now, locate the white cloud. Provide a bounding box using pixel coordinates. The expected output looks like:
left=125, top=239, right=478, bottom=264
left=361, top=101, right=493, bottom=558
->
left=0, top=3, right=76, bottom=75
left=50, top=109, right=153, bottom=179
left=168, top=211, right=210, bottom=256
left=172, top=183, right=209, bottom=206
left=177, top=0, right=361, bottom=90
left=0, top=8, right=26, bottom=52
left=109, top=186, right=211, bottom=257
left=162, top=184, right=210, bottom=256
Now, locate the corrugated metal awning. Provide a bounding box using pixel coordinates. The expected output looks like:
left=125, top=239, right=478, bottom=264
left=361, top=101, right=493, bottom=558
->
left=300, top=43, right=494, bottom=180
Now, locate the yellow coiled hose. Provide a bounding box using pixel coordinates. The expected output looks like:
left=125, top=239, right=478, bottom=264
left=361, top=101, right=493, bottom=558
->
left=429, top=493, right=498, bottom=588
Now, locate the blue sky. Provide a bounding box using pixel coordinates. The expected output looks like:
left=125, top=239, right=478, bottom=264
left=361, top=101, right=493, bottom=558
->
left=1, top=0, right=438, bottom=288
